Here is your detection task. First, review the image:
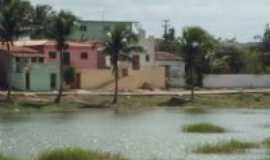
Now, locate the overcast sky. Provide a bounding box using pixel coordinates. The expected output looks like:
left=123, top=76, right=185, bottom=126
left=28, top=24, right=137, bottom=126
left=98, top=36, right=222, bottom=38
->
left=29, top=0, right=270, bottom=42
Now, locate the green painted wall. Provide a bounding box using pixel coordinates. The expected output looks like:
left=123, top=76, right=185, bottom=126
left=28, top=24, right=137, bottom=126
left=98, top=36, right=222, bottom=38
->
left=69, top=20, right=134, bottom=41
left=11, top=58, right=60, bottom=91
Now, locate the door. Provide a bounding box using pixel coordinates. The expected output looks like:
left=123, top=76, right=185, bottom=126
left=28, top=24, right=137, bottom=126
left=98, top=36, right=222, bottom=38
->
left=50, top=73, right=57, bottom=90
left=132, top=55, right=140, bottom=70
left=75, top=73, right=81, bottom=89
left=25, top=72, right=30, bottom=90
left=63, top=52, right=70, bottom=65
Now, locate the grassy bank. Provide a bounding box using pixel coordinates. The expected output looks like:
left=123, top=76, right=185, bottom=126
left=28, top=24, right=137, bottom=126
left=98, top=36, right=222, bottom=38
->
left=0, top=148, right=127, bottom=160
left=182, top=123, right=225, bottom=133
left=194, top=139, right=257, bottom=154
left=0, top=93, right=270, bottom=113
left=38, top=148, right=127, bottom=160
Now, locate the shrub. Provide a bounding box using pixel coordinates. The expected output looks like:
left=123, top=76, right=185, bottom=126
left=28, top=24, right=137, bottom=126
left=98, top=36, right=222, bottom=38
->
left=64, top=66, right=76, bottom=85
left=263, top=138, right=270, bottom=148
left=184, top=107, right=208, bottom=114
left=194, top=139, right=257, bottom=154
left=182, top=123, right=225, bottom=133
left=37, top=148, right=127, bottom=160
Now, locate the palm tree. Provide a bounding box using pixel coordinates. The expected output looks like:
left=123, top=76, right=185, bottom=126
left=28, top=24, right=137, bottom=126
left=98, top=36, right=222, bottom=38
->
left=49, top=11, right=76, bottom=103
left=0, top=0, right=32, bottom=101
left=179, top=26, right=216, bottom=101
left=102, top=24, right=143, bottom=104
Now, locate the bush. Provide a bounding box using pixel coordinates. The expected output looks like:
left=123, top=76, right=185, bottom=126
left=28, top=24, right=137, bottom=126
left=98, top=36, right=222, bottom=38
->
left=182, top=123, right=225, bottom=133
left=64, top=66, right=76, bottom=85
left=194, top=139, right=257, bottom=154
left=37, top=148, right=127, bottom=160
left=263, top=138, right=270, bottom=148
left=184, top=107, right=208, bottom=114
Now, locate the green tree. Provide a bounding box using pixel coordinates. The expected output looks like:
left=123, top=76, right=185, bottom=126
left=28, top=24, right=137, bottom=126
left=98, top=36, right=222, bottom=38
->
left=48, top=10, right=76, bottom=103
left=179, top=26, right=216, bottom=100
left=102, top=24, right=143, bottom=104
left=64, top=66, right=76, bottom=85
left=0, top=0, right=32, bottom=101
left=31, top=4, right=56, bottom=39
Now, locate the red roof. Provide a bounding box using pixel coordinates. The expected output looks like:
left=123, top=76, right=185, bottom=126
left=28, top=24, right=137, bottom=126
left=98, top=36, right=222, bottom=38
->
left=0, top=44, right=40, bottom=55
left=155, top=51, right=181, bottom=61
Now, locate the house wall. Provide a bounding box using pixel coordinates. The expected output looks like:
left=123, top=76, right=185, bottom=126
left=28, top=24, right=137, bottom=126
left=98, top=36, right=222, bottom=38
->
left=29, top=62, right=60, bottom=91
left=203, top=74, right=270, bottom=89
left=43, top=45, right=97, bottom=69
left=80, top=66, right=166, bottom=90
left=156, top=60, right=186, bottom=88
left=11, top=61, right=60, bottom=91
left=69, top=21, right=133, bottom=41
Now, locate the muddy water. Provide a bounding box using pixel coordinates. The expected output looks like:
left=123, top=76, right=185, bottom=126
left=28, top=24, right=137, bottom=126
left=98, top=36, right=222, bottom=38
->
left=0, top=108, right=269, bottom=160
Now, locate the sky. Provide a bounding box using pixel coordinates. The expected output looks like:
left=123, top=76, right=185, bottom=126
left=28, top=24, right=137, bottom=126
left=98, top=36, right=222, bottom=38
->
left=29, top=0, right=270, bottom=42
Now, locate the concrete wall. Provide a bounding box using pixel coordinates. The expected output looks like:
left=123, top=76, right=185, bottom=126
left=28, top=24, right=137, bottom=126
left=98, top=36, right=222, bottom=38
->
left=44, top=45, right=98, bottom=69
left=156, top=60, right=186, bottom=88
left=11, top=62, right=60, bottom=91
left=80, top=66, right=166, bottom=90
left=203, top=74, right=270, bottom=89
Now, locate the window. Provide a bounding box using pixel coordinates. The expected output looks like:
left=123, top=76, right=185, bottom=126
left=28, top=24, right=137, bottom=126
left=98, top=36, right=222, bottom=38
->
left=31, top=57, right=37, bottom=63
left=49, top=51, right=57, bottom=59
left=80, top=52, right=88, bottom=60
left=145, top=54, right=150, bottom=62
left=38, top=57, right=44, bottom=63
left=80, top=25, right=87, bottom=32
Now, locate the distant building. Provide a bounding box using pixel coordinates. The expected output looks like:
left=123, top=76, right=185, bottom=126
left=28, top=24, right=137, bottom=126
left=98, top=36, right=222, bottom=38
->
left=0, top=45, right=60, bottom=91
left=155, top=51, right=185, bottom=88
left=69, top=20, right=138, bottom=41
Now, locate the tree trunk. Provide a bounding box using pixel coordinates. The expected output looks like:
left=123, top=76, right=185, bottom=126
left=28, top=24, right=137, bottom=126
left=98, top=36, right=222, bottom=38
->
left=55, top=48, right=63, bottom=104
left=190, top=66, right=194, bottom=101
left=112, top=63, right=119, bottom=104
left=6, top=43, right=12, bottom=102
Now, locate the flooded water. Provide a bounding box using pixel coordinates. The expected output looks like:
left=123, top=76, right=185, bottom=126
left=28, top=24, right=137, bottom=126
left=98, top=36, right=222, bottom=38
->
left=0, top=108, right=269, bottom=160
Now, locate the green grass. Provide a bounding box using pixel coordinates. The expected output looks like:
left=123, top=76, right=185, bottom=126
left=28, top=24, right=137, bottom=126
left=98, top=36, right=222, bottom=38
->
left=37, top=148, right=128, bottom=160
left=0, top=154, right=15, bottom=160
left=194, top=139, right=257, bottom=154
left=1, top=93, right=270, bottom=113
left=182, top=123, right=225, bottom=133
left=183, top=107, right=208, bottom=114
left=263, top=138, right=270, bottom=148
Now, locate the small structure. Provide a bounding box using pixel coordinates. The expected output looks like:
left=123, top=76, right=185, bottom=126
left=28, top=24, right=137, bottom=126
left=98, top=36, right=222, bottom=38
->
left=0, top=45, right=60, bottom=91
left=155, top=51, right=185, bottom=88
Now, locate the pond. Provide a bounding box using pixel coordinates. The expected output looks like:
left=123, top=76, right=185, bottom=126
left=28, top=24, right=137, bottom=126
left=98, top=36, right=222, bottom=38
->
left=0, top=108, right=269, bottom=160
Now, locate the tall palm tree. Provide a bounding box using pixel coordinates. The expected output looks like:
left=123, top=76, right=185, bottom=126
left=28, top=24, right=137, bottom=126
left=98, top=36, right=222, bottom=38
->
left=102, top=24, right=143, bottom=104
left=0, top=0, right=32, bottom=101
left=49, top=11, right=76, bottom=104
left=179, top=26, right=216, bottom=101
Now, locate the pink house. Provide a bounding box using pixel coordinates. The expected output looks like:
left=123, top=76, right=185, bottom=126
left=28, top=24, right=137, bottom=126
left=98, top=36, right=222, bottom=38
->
left=15, top=40, right=99, bottom=69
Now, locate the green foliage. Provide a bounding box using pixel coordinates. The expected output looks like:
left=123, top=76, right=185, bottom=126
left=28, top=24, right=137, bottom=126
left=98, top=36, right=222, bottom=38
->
left=0, top=0, right=32, bottom=42
left=37, top=148, right=128, bottom=160
left=182, top=123, right=225, bottom=133
left=179, top=26, right=217, bottom=86
left=64, top=66, right=76, bottom=85
left=31, top=4, right=56, bottom=39
left=194, top=139, right=257, bottom=154
left=184, top=107, right=208, bottom=114
left=0, top=154, right=15, bottom=160
left=263, top=137, right=270, bottom=148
